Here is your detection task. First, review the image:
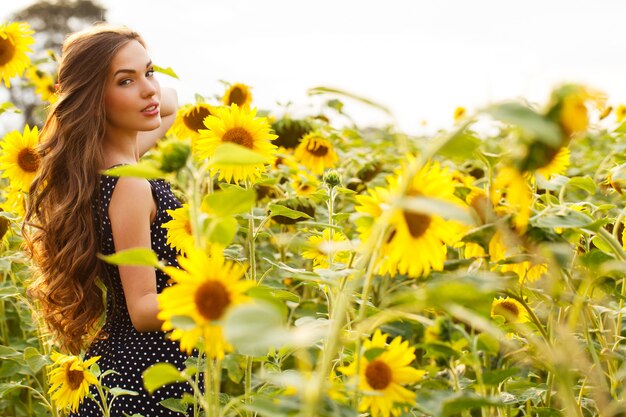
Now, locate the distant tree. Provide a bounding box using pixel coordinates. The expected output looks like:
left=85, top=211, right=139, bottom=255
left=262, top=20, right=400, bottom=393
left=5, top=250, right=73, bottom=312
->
left=8, top=0, right=107, bottom=126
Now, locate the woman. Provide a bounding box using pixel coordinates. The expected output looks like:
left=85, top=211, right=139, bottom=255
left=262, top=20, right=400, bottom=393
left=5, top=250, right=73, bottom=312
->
left=24, top=24, right=191, bottom=416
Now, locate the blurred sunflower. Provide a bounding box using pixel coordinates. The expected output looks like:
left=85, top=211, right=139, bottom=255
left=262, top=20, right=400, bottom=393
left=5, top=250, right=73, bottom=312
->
left=162, top=204, right=195, bottom=255
left=0, top=125, right=40, bottom=190
left=25, top=66, right=58, bottom=103
left=222, top=82, right=252, bottom=107
left=488, top=230, right=547, bottom=284
left=195, top=103, right=277, bottom=183
left=616, top=104, right=626, bottom=123
left=169, top=103, right=214, bottom=143
left=357, top=161, right=467, bottom=278
left=338, top=329, right=425, bottom=417
left=302, top=228, right=351, bottom=268
left=1, top=186, right=26, bottom=218
left=453, top=106, right=466, bottom=122
left=294, top=133, right=339, bottom=175
left=291, top=171, right=319, bottom=196
left=491, top=166, right=531, bottom=233
left=535, top=146, right=570, bottom=179
left=158, top=248, right=254, bottom=358
left=48, top=352, right=100, bottom=413
left=0, top=21, right=34, bottom=87
left=491, top=296, right=530, bottom=324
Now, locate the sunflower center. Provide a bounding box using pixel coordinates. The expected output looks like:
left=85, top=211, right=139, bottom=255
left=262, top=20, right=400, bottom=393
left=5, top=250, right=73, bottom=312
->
left=183, top=106, right=211, bottom=132
left=365, top=359, right=392, bottom=390
left=222, top=127, right=254, bottom=149
left=17, top=148, right=40, bottom=173
left=195, top=280, right=231, bottom=320
left=495, top=301, right=519, bottom=319
left=227, top=87, right=247, bottom=106
left=307, top=141, right=329, bottom=157
left=0, top=37, right=16, bottom=66
left=402, top=210, right=432, bottom=238
left=66, top=368, right=85, bottom=390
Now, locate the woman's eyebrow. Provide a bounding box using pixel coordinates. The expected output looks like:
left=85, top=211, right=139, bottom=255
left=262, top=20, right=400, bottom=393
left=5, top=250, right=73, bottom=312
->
left=113, top=60, right=152, bottom=77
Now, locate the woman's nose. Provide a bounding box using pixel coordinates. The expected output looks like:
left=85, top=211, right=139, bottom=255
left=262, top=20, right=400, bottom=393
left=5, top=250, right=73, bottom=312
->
left=141, top=79, right=158, bottom=98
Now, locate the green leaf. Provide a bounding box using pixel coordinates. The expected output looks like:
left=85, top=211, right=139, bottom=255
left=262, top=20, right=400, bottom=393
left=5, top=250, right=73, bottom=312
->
left=307, top=86, right=393, bottom=117
left=202, top=188, right=256, bottom=217
left=159, top=397, right=189, bottom=413
left=437, top=131, right=482, bottom=159
left=210, top=143, right=272, bottom=166
left=108, top=387, right=139, bottom=397
left=224, top=302, right=285, bottom=357
left=567, top=176, right=596, bottom=195
left=591, top=235, right=613, bottom=254
left=103, top=162, right=165, bottom=179
left=399, top=196, right=473, bottom=224
left=268, top=204, right=313, bottom=220
left=533, top=206, right=594, bottom=229
left=170, top=315, right=197, bottom=330
left=143, top=363, right=186, bottom=394
left=482, top=368, right=520, bottom=386
left=363, top=347, right=386, bottom=361
left=476, top=333, right=500, bottom=355
left=98, top=248, right=161, bottom=268
left=0, top=102, right=21, bottom=115
left=153, top=65, right=179, bottom=79
left=206, top=216, right=238, bottom=247
left=23, top=347, right=49, bottom=374
left=484, top=102, right=562, bottom=146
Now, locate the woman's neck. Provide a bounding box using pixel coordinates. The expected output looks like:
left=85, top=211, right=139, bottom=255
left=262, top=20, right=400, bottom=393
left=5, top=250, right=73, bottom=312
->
left=102, top=129, right=140, bottom=169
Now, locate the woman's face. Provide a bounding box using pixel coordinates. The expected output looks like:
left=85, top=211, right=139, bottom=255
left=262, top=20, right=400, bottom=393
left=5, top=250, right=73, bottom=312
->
left=104, top=39, right=161, bottom=137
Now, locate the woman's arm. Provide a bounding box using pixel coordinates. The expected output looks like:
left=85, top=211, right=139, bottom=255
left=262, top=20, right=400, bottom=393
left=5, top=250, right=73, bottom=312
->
left=109, top=177, right=162, bottom=332
left=137, top=86, right=178, bottom=156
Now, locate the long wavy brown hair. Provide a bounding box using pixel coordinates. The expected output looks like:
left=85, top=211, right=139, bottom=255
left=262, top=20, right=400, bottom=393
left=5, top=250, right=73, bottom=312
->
left=23, top=24, right=145, bottom=354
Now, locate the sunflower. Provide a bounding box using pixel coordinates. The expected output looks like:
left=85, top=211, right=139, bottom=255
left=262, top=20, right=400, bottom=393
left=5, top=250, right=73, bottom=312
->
left=338, top=329, right=425, bottom=417
left=302, top=228, right=351, bottom=268
left=1, top=186, right=26, bottom=218
left=453, top=106, right=466, bottom=122
left=291, top=171, right=319, bottom=196
left=195, top=103, right=277, bottom=183
left=222, top=82, right=253, bottom=107
left=0, top=125, right=40, bottom=190
left=534, top=146, right=570, bottom=179
left=168, top=103, right=214, bottom=143
left=0, top=21, right=34, bottom=87
left=488, top=230, right=547, bottom=284
left=25, top=66, right=58, bottom=103
left=491, top=297, right=530, bottom=324
left=48, top=352, right=100, bottom=413
left=158, top=248, right=254, bottom=358
left=162, top=204, right=195, bottom=255
left=294, top=133, right=339, bottom=175
left=616, top=105, right=626, bottom=123
left=491, top=166, right=531, bottom=233
left=356, top=161, right=468, bottom=278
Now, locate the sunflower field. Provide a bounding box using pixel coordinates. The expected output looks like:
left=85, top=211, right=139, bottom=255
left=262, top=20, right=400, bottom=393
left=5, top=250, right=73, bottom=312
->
left=2, top=20, right=626, bottom=417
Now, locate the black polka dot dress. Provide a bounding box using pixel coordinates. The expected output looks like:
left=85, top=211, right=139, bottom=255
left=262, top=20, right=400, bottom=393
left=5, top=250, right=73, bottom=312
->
left=73, top=175, right=193, bottom=416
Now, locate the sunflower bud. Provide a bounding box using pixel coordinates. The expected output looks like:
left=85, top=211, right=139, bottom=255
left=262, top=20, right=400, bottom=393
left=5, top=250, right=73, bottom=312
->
left=356, top=161, right=382, bottom=183
left=271, top=117, right=313, bottom=149
left=323, top=170, right=341, bottom=187
left=158, top=139, right=191, bottom=173
left=271, top=197, right=316, bottom=225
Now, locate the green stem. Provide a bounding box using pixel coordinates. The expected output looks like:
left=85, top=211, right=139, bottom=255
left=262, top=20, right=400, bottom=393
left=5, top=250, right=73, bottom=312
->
left=245, top=356, right=253, bottom=417
left=94, top=382, right=110, bottom=417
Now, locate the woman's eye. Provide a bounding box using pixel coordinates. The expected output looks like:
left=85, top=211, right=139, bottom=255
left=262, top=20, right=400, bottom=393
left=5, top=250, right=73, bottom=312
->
left=119, top=79, right=132, bottom=86
left=146, top=69, right=155, bottom=77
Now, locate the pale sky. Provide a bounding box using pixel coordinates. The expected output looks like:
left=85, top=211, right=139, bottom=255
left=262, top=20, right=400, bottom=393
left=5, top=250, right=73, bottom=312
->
left=3, top=0, right=626, bottom=135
